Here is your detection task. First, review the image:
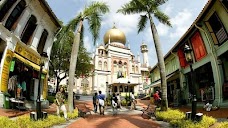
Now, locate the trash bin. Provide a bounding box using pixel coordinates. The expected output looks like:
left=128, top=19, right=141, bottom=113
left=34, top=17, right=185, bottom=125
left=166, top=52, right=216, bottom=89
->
left=3, top=95, right=10, bottom=109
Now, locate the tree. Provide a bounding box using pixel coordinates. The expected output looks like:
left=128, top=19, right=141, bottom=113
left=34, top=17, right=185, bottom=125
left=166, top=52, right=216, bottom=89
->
left=117, top=0, right=171, bottom=111
left=49, top=25, right=93, bottom=93
left=49, top=25, right=73, bottom=93
left=66, top=1, right=109, bottom=113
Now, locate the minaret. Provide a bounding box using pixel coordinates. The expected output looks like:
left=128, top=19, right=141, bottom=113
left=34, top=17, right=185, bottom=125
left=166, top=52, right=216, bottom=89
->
left=140, top=42, right=149, bottom=67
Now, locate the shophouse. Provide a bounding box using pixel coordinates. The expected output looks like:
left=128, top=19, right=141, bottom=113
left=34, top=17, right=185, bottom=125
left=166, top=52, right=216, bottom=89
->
left=148, top=0, right=228, bottom=107
left=0, top=0, right=61, bottom=109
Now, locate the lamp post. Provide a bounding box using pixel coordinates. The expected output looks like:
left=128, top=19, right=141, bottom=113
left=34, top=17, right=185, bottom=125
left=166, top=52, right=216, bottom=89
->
left=184, top=45, right=197, bottom=121
left=106, top=82, right=109, bottom=96
left=128, top=81, right=130, bottom=106
left=37, top=52, right=48, bottom=120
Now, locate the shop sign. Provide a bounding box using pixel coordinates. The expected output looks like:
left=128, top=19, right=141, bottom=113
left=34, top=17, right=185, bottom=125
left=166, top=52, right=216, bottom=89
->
left=15, top=42, right=40, bottom=65
left=41, top=74, right=45, bottom=79
left=1, top=50, right=13, bottom=92
left=10, top=60, right=15, bottom=72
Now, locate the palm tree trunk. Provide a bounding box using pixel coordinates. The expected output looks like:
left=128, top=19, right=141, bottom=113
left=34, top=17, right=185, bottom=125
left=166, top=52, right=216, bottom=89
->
left=68, top=20, right=83, bottom=113
left=148, top=14, right=168, bottom=111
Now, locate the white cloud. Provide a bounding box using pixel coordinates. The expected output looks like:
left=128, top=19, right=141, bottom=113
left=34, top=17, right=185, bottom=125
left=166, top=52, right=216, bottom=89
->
left=157, top=23, right=170, bottom=36
left=169, top=9, right=193, bottom=39
left=84, top=36, right=93, bottom=52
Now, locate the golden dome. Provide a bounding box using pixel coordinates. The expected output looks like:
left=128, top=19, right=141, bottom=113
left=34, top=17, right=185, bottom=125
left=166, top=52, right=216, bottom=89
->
left=103, top=26, right=126, bottom=45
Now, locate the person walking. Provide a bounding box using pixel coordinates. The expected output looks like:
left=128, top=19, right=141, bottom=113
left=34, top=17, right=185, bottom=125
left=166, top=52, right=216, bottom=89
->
left=92, top=92, right=98, bottom=113
left=116, top=93, right=122, bottom=109
left=98, top=91, right=105, bottom=115
left=153, top=91, right=161, bottom=107
left=130, top=92, right=136, bottom=110
left=55, top=87, right=68, bottom=120
left=111, top=93, right=118, bottom=115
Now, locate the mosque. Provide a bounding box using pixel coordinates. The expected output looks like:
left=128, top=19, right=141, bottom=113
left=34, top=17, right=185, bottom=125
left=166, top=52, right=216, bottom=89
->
left=53, top=25, right=151, bottom=96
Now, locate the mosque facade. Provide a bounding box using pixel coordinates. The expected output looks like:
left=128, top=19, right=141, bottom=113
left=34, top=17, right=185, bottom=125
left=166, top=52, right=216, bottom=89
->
left=55, top=26, right=151, bottom=96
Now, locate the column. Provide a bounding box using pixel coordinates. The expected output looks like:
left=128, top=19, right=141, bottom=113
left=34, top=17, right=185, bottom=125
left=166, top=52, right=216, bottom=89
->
left=14, top=8, right=30, bottom=37
left=30, top=24, right=43, bottom=50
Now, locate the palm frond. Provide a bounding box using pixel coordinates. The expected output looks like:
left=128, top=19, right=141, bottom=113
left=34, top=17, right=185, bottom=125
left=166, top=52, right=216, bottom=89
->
left=84, top=1, right=109, bottom=17
left=117, top=0, right=147, bottom=15
left=87, top=12, right=101, bottom=45
left=66, top=14, right=82, bottom=32
left=154, top=10, right=172, bottom=27
left=148, top=0, right=168, bottom=6
left=137, top=15, right=148, bottom=33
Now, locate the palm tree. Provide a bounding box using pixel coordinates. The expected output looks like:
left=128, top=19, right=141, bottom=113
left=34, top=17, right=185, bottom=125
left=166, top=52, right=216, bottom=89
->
left=118, top=0, right=171, bottom=111
left=66, top=2, right=109, bottom=113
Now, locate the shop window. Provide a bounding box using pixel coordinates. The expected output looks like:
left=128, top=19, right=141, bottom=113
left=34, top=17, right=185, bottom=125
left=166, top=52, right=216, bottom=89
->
left=206, top=12, right=228, bottom=45
left=21, top=15, right=37, bottom=45
left=177, top=48, right=187, bottom=68
left=4, top=0, right=26, bottom=30
left=191, top=31, right=207, bottom=61
left=37, top=29, right=48, bottom=54
left=0, top=0, right=15, bottom=21
left=220, top=0, right=228, bottom=10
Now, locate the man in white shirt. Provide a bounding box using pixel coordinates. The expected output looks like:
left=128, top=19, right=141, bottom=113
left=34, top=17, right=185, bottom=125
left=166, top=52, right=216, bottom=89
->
left=130, top=92, right=136, bottom=110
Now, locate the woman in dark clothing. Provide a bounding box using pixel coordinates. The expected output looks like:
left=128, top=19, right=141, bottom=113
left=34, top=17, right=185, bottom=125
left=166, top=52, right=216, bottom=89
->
left=93, top=92, right=98, bottom=113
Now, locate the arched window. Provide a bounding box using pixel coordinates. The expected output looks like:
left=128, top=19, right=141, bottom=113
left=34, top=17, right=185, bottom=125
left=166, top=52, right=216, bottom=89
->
left=37, top=29, right=48, bottom=54
left=113, top=60, right=117, bottom=73
left=136, top=66, right=138, bottom=73
left=21, top=15, right=37, bottom=44
left=98, top=61, right=102, bottom=70
left=4, top=0, right=26, bottom=30
left=132, top=65, right=135, bottom=73
left=0, top=0, right=16, bottom=21
left=104, top=61, right=107, bottom=71
left=123, top=62, right=127, bottom=78
left=118, top=61, right=123, bottom=70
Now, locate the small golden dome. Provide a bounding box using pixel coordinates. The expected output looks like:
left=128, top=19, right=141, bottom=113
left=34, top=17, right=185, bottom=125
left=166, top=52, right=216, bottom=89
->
left=103, top=26, right=126, bottom=45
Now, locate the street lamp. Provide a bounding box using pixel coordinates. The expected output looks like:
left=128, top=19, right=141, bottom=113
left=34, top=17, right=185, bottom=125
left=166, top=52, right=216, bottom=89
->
left=184, top=45, right=197, bottom=121
left=128, top=81, right=130, bottom=106
left=37, top=52, right=48, bottom=120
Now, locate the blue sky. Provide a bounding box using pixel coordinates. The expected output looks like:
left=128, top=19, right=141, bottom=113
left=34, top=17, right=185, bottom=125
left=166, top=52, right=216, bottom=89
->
left=46, top=0, right=208, bottom=67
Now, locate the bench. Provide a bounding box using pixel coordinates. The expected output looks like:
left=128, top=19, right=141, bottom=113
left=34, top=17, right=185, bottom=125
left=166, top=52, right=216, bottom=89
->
left=141, top=104, right=157, bottom=119
left=76, top=104, right=92, bottom=118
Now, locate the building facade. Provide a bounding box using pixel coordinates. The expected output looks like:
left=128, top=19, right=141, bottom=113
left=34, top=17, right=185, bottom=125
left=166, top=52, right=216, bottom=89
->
left=148, top=0, right=228, bottom=107
left=57, top=25, right=151, bottom=96
left=0, top=0, right=61, bottom=108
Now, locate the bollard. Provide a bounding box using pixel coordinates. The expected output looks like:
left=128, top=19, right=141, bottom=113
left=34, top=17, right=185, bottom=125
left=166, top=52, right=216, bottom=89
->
left=30, top=112, right=36, bottom=121
left=42, top=111, right=48, bottom=119
left=185, top=111, right=192, bottom=120
left=196, top=113, right=203, bottom=122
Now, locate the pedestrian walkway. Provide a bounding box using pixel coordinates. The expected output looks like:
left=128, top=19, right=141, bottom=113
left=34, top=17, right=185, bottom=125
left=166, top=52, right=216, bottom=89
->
left=59, top=99, right=169, bottom=128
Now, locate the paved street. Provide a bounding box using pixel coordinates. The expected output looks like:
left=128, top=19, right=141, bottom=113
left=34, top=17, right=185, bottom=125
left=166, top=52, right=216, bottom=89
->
left=52, top=96, right=168, bottom=128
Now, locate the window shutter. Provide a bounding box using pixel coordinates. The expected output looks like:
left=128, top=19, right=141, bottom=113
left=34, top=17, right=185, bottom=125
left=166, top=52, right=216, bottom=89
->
left=177, top=49, right=187, bottom=68
left=191, top=32, right=207, bottom=61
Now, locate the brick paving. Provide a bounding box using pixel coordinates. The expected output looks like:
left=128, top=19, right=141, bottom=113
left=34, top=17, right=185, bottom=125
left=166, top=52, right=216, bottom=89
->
left=0, top=98, right=227, bottom=128
left=67, top=114, right=160, bottom=128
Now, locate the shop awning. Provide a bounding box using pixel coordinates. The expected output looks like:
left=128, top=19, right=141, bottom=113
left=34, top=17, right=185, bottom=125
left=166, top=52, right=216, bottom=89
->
left=110, top=78, right=139, bottom=86
left=145, top=72, right=178, bottom=90
left=14, top=53, right=47, bottom=74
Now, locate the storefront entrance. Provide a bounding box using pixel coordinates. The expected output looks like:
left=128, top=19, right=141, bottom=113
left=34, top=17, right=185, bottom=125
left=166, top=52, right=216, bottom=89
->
left=186, top=62, right=215, bottom=102
left=219, top=51, right=228, bottom=100
left=8, top=58, right=40, bottom=101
